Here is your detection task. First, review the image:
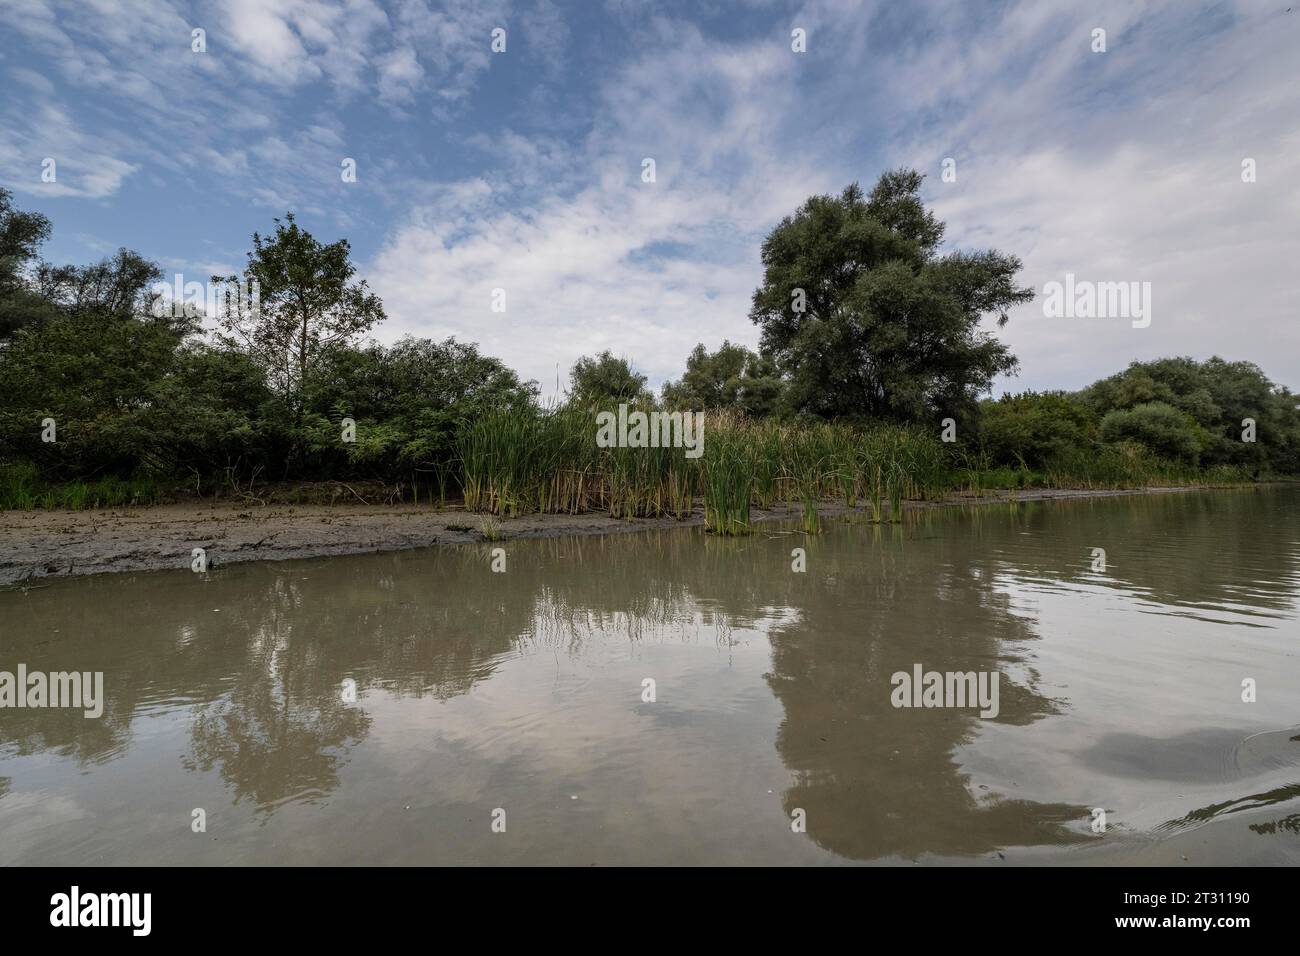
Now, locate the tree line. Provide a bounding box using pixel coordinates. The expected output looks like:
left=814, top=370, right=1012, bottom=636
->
left=1, top=170, right=1297, bottom=506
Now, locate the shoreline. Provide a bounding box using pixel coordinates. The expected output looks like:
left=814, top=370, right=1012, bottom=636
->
left=0, top=485, right=1221, bottom=585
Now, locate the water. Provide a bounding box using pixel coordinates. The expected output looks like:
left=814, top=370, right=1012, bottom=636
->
left=2, top=488, right=1298, bottom=865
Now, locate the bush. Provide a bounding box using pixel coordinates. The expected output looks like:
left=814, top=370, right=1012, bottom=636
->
left=1098, top=402, right=1202, bottom=464
left=980, top=391, right=1095, bottom=469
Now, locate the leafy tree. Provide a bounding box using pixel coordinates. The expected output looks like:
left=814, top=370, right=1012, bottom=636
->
left=0, top=188, right=57, bottom=340
left=749, top=170, right=1031, bottom=422
left=567, top=350, right=651, bottom=407
left=33, top=249, right=167, bottom=322
left=215, top=213, right=385, bottom=455
left=0, top=313, right=189, bottom=477
left=304, top=337, right=539, bottom=479
left=148, top=344, right=280, bottom=481
left=1080, top=357, right=1300, bottom=473
left=734, top=352, right=784, bottom=418
left=661, top=341, right=785, bottom=416
left=0, top=187, right=51, bottom=298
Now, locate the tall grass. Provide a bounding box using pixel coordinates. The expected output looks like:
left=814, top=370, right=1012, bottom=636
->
left=454, top=407, right=950, bottom=535
left=700, top=424, right=751, bottom=535
left=4, top=410, right=1250, bottom=516
left=0, top=463, right=165, bottom=511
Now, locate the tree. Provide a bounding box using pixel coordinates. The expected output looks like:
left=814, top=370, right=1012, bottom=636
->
left=567, top=350, right=651, bottom=407
left=748, top=170, right=1031, bottom=422
left=0, top=188, right=56, bottom=340
left=0, top=312, right=190, bottom=478
left=661, top=340, right=784, bottom=416
left=215, top=213, right=385, bottom=451
left=32, top=249, right=168, bottom=323
left=303, top=336, right=539, bottom=479
left=1080, top=357, right=1300, bottom=473
left=0, top=187, right=51, bottom=297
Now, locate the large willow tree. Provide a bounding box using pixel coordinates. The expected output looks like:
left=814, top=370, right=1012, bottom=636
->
left=749, top=169, right=1032, bottom=423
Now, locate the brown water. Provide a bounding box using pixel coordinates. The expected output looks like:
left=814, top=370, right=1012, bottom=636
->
left=2, top=488, right=1298, bottom=865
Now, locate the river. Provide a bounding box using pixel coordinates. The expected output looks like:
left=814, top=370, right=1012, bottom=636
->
left=2, top=487, right=1297, bottom=865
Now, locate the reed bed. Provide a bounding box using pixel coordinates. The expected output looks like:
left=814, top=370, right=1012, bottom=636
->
left=8, top=409, right=1248, bottom=518
left=455, top=406, right=952, bottom=535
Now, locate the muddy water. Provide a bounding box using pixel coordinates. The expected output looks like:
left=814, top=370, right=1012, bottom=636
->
left=1, top=488, right=1297, bottom=865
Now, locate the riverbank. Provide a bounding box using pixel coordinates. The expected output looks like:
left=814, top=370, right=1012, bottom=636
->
left=0, top=486, right=1213, bottom=585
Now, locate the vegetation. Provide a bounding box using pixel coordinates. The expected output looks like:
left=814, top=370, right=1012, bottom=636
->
left=747, top=170, right=1032, bottom=423
left=660, top=341, right=782, bottom=417
left=566, top=350, right=653, bottom=407
left=458, top=406, right=948, bottom=533
left=1, top=175, right=1297, bottom=527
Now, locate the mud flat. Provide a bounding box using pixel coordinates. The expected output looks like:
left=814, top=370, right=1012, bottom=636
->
left=0, top=486, right=1198, bottom=585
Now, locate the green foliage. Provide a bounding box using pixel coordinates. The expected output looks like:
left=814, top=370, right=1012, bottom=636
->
left=456, top=407, right=949, bottom=535
left=215, top=213, right=385, bottom=436
left=661, top=341, right=784, bottom=417
left=1, top=186, right=1295, bottom=512
left=0, top=462, right=165, bottom=511
left=1098, top=402, right=1203, bottom=465
left=301, top=336, right=538, bottom=481
left=567, top=351, right=652, bottom=407
left=748, top=170, right=1031, bottom=422
left=0, top=187, right=52, bottom=312
left=980, top=391, right=1095, bottom=469
left=1081, top=357, right=1300, bottom=474
left=34, top=248, right=169, bottom=323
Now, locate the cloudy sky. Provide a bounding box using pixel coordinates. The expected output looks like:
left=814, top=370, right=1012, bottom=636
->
left=1, top=0, right=1296, bottom=399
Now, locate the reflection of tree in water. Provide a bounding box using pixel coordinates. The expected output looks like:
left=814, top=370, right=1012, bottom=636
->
left=517, top=523, right=1093, bottom=859
left=1160, top=782, right=1300, bottom=833
left=176, top=549, right=553, bottom=807
left=1, top=547, right=550, bottom=808
left=178, top=532, right=777, bottom=807
left=182, top=636, right=372, bottom=809
left=0, top=627, right=135, bottom=765
left=519, top=528, right=803, bottom=649
left=1250, top=814, right=1300, bottom=835
left=763, top=521, right=1091, bottom=860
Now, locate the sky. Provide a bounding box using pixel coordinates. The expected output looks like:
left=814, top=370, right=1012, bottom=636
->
left=1, top=0, right=1297, bottom=400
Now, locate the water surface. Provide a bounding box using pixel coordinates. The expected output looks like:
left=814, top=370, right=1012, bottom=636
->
left=2, top=488, right=1298, bottom=865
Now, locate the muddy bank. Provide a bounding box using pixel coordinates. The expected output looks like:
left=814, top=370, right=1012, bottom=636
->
left=0, top=487, right=1199, bottom=585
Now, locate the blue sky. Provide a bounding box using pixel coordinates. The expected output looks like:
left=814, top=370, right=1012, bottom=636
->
left=2, top=0, right=1297, bottom=399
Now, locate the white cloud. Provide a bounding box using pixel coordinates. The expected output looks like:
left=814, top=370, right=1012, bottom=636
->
left=0, top=105, right=138, bottom=199
left=376, top=45, right=423, bottom=106
left=370, top=0, right=1300, bottom=398
left=369, top=19, right=825, bottom=397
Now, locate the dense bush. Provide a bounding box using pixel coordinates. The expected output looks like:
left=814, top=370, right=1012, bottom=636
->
left=978, top=391, right=1095, bottom=469
left=1081, top=357, right=1299, bottom=474
left=1097, top=402, right=1204, bottom=465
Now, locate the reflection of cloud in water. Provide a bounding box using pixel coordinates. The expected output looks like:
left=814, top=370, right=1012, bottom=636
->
left=0, top=791, right=88, bottom=861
